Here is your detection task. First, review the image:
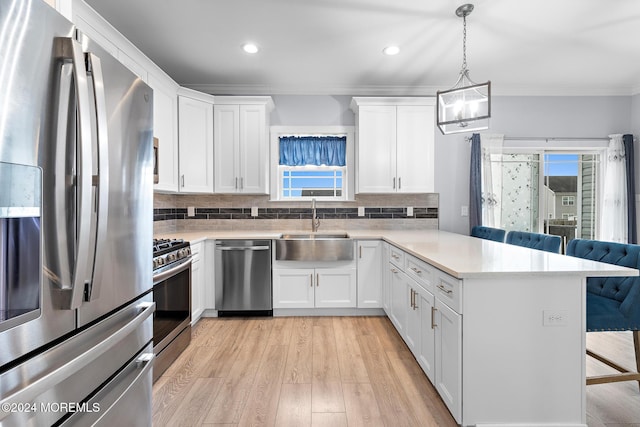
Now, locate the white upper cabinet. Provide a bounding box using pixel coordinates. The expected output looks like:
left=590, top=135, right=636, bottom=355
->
left=214, top=96, right=274, bottom=194
left=178, top=89, right=214, bottom=193
left=351, top=97, right=435, bottom=194
left=149, top=73, right=179, bottom=192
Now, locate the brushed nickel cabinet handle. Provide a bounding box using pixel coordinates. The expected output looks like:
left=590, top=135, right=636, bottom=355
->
left=316, top=273, right=319, bottom=287
left=390, top=268, right=398, bottom=273
left=431, top=306, right=437, bottom=329
left=437, top=284, right=453, bottom=294
left=310, top=274, right=313, bottom=287
left=359, top=245, right=362, bottom=258
left=393, top=177, right=396, bottom=189
left=398, top=177, right=402, bottom=189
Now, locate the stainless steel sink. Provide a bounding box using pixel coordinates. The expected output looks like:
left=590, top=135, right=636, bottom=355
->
left=276, top=233, right=354, bottom=261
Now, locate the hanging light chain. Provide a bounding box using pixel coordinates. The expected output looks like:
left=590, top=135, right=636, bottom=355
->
left=461, top=12, right=468, bottom=72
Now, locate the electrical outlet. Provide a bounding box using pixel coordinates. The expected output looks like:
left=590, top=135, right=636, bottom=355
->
left=187, top=206, right=195, bottom=217
left=358, top=206, right=365, bottom=217
left=461, top=205, right=469, bottom=217
left=251, top=206, right=259, bottom=217
left=407, top=206, right=414, bottom=216
left=543, top=310, right=568, bottom=326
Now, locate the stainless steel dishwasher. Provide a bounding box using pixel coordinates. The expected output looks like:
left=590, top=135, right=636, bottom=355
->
left=215, top=240, right=272, bottom=316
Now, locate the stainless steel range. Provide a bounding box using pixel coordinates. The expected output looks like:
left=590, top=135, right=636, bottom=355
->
left=152, top=239, right=192, bottom=381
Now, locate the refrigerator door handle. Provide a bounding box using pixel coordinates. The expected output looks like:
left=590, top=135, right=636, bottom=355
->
left=0, top=302, right=154, bottom=413
left=86, top=52, right=110, bottom=301
left=53, top=37, right=94, bottom=310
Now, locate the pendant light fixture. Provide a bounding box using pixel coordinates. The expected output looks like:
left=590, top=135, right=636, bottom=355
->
left=436, top=4, right=491, bottom=135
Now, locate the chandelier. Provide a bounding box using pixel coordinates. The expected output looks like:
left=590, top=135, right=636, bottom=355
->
left=436, top=4, right=491, bottom=135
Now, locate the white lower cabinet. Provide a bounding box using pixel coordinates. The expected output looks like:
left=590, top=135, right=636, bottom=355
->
left=389, top=264, right=406, bottom=334
left=434, top=299, right=462, bottom=421
left=387, top=247, right=462, bottom=424
left=273, top=267, right=357, bottom=308
left=356, top=240, right=382, bottom=308
left=417, top=286, right=436, bottom=383
left=381, top=243, right=391, bottom=314
left=190, top=242, right=205, bottom=324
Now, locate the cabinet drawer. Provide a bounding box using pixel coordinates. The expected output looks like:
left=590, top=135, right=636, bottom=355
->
left=389, top=245, right=405, bottom=268
left=435, top=271, right=462, bottom=314
left=405, top=254, right=434, bottom=291
left=191, top=242, right=202, bottom=261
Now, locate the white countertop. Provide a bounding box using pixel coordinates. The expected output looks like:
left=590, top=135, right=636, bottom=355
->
left=155, top=229, right=638, bottom=279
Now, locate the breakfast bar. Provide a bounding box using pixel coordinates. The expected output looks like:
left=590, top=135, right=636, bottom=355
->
left=156, top=229, right=637, bottom=426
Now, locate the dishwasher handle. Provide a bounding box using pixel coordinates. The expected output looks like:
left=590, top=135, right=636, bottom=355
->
left=216, top=246, right=270, bottom=251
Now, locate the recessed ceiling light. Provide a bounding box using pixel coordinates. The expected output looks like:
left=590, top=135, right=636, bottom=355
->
left=383, top=46, right=400, bottom=56
left=242, top=43, right=259, bottom=54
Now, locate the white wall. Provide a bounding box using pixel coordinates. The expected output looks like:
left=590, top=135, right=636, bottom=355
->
left=269, top=95, right=636, bottom=234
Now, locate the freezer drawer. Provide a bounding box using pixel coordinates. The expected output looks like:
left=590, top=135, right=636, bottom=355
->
left=215, top=240, right=272, bottom=315
left=0, top=294, right=154, bottom=427
left=61, top=343, right=153, bottom=426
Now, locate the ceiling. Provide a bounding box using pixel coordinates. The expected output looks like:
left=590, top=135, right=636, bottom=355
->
left=85, top=0, right=640, bottom=96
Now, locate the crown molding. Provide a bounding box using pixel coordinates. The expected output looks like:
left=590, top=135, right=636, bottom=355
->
left=182, top=83, right=639, bottom=97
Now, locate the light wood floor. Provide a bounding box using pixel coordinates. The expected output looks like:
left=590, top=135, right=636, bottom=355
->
left=152, top=317, right=640, bottom=427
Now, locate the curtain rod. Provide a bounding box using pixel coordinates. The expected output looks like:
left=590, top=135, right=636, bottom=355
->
left=465, top=136, right=611, bottom=142
left=503, top=136, right=610, bottom=142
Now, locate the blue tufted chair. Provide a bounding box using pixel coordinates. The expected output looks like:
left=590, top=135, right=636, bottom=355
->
left=470, top=225, right=506, bottom=243
left=505, top=231, right=562, bottom=253
left=566, top=238, right=640, bottom=388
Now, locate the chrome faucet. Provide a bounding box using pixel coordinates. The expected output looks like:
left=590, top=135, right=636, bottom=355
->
left=311, top=198, right=320, bottom=232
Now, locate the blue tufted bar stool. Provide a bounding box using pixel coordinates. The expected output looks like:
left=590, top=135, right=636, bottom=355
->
left=566, top=238, right=640, bottom=388
left=470, top=225, right=506, bottom=243
left=505, top=230, right=562, bottom=253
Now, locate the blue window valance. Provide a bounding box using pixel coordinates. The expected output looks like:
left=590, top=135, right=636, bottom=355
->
left=279, top=136, right=346, bottom=167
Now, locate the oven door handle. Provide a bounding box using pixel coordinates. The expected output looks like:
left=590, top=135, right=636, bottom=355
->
left=153, top=256, right=192, bottom=283
left=216, top=246, right=270, bottom=251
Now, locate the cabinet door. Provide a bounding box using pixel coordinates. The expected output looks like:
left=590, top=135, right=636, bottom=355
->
left=315, top=268, right=357, bottom=308
left=273, top=268, right=315, bottom=308
left=178, top=96, right=214, bottom=193
left=191, top=243, right=204, bottom=325
left=356, top=240, right=382, bottom=308
left=214, top=104, right=240, bottom=193
left=396, top=105, right=435, bottom=193
left=239, top=104, right=268, bottom=194
left=417, top=287, right=436, bottom=382
left=381, top=243, right=391, bottom=314
left=149, top=74, right=179, bottom=192
left=405, top=283, right=420, bottom=354
left=389, top=265, right=406, bottom=334
left=435, top=299, right=462, bottom=423
left=357, top=106, right=397, bottom=193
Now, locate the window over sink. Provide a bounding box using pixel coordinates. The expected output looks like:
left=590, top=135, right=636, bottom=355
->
left=270, top=126, right=355, bottom=201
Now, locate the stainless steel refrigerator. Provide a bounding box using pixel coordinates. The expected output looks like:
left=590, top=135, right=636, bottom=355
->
left=0, top=1, right=154, bottom=425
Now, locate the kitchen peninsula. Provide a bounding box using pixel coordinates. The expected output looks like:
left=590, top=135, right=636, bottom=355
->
left=155, top=229, right=637, bottom=426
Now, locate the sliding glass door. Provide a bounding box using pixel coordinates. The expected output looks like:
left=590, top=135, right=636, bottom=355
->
left=492, top=150, right=600, bottom=247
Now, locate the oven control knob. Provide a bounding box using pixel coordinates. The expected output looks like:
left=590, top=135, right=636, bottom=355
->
left=165, top=253, right=176, bottom=263
left=185, top=247, right=191, bottom=256
left=154, top=258, right=165, bottom=269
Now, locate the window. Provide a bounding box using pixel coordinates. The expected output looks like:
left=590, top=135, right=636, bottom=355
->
left=489, top=148, right=603, bottom=241
left=281, top=167, right=343, bottom=198
left=270, top=126, right=355, bottom=201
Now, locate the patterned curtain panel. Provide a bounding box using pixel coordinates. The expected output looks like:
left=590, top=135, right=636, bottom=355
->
left=279, top=136, right=346, bottom=166
left=623, top=134, right=637, bottom=243
left=480, top=133, right=505, bottom=227
left=601, top=134, right=627, bottom=243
